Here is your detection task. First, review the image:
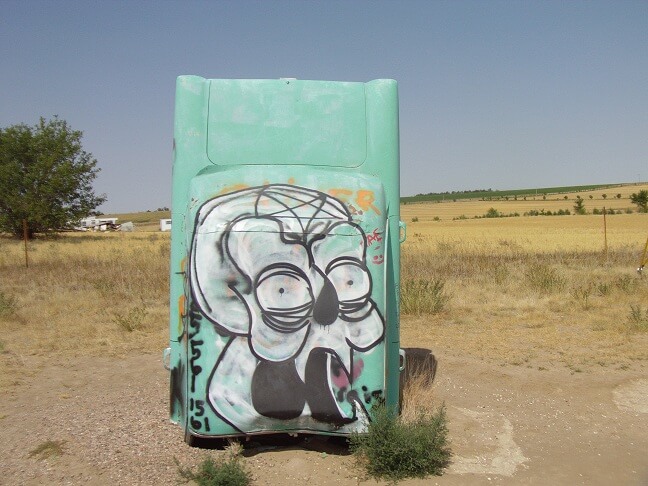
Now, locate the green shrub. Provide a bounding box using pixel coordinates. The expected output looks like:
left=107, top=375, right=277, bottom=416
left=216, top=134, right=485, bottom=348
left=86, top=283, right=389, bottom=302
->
left=573, top=197, right=586, bottom=215
left=411, top=216, right=419, bottom=222
left=401, top=278, right=449, bottom=315
left=177, top=455, right=251, bottom=486
left=629, top=190, right=648, bottom=212
left=350, top=404, right=451, bottom=483
left=485, top=207, right=500, bottom=218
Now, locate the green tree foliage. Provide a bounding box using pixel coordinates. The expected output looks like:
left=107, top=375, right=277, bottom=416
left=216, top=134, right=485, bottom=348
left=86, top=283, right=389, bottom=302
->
left=629, top=190, right=648, bottom=213
left=0, top=117, right=106, bottom=237
left=573, top=196, right=586, bottom=215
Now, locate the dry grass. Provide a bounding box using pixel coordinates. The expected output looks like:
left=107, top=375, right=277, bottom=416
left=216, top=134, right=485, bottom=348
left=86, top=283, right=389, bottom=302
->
left=0, top=204, right=646, bottom=390
left=0, top=232, right=169, bottom=387
left=403, top=213, right=647, bottom=253
left=400, top=215, right=648, bottom=370
left=400, top=370, right=439, bottom=423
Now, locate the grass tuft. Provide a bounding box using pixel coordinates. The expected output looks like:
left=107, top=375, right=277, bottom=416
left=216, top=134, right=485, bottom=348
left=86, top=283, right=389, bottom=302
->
left=176, top=443, right=251, bottom=486
left=570, top=283, right=593, bottom=310
left=29, top=440, right=66, bottom=460
left=0, top=291, right=17, bottom=317
left=112, top=304, right=148, bottom=332
left=401, top=278, right=449, bottom=315
left=627, top=305, right=648, bottom=332
left=525, top=264, right=566, bottom=293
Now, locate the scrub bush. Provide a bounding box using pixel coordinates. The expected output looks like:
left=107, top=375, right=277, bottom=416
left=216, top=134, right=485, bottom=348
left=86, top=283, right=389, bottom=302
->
left=177, top=454, right=251, bottom=486
left=350, top=404, right=451, bottom=483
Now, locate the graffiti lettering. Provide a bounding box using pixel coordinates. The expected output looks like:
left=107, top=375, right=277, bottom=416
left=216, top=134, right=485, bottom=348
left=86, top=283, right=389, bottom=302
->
left=327, top=188, right=381, bottom=215
left=328, top=188, right=353, bottom=203
left=217, top=183, right=250, bottom=196
left=190, top=185, right=385, bottom=433
left=356, top=189, right=381, bottom=215
left=367, top=229, right=382, bottom=247
left=189, top=399, right=211, bottom=431
left=189, top=339, right=203, bottom=394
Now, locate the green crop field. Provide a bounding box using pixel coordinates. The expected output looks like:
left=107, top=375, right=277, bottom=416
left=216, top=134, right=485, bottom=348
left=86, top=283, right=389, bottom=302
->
left=402, top=183, right=625, bottom=203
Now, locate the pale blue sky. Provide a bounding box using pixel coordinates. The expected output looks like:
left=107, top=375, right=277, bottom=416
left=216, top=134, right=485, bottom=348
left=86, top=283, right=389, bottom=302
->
left=1, top=0, right=646, bottom=213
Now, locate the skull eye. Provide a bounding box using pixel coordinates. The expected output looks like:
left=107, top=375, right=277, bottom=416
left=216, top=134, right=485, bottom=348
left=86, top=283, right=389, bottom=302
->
left=326, top=258, right=371, bottom=315
left=255, top=264, right=313, bottom=332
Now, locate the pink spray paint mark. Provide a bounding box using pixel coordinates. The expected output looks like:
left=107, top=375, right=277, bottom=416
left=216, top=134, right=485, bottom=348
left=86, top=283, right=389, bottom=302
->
left=332, top=358, right=364, bottom=389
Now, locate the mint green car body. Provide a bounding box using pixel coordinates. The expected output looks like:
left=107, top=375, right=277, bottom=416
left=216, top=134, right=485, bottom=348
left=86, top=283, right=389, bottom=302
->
left=168, top=76, right=402, bottom=442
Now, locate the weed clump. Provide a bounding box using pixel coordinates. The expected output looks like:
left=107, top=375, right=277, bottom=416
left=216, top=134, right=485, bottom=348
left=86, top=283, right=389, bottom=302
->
left=0, top=291, right=17, bottom=317
left=401, top=278, right=449, bottom=315
left=350, top=404, right=451, bottom=483
left=627, top=305, right=648, bottom=332
left=570, top=283, right=594, bottom=310
left=177, top=449, right=251, bottom=486
left=112, top=304, right=148, bottom=332
left=525, top=264, right=566, bottom=293
left=29, top=440, right=66, bottom=460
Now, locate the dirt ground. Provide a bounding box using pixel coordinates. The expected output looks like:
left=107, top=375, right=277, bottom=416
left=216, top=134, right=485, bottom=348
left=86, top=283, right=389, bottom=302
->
left=0, top=349, right=646, bottom=486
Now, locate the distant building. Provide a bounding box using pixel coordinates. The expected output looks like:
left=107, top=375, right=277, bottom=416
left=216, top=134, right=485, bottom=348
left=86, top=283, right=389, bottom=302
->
left=77, top=217, right=119, bottom=231
left=160, top=219, right=172, bottom=232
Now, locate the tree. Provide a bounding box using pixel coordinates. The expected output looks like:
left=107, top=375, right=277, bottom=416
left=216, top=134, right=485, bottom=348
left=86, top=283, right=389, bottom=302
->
left=630, top=190, right=648, bottom=213
left=0, top=117, right=106, bottom=238
left=573, top=196, right=586, bottom=215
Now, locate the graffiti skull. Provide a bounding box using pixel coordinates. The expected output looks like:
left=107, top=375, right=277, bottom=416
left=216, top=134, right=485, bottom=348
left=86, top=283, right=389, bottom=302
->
left=190, top=185, right=385, bottom=431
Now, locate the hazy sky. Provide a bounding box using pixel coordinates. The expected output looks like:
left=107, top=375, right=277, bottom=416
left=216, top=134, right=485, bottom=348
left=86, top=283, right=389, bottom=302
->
left=1, top=0, right=647, bottom=213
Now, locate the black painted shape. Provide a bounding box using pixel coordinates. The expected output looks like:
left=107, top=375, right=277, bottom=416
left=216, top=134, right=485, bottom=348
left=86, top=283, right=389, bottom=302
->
left=400, top=347, right=437, bottom=387
left=305, top=348, right=354, bottom=425
left=170, top=360, right=185, bottom=418
left=313, top=277, right=339, bottom=326
left=251, top=360, right=305, bottom=420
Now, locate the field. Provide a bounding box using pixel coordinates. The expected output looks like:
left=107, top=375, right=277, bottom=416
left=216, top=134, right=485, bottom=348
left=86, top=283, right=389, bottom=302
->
left=0, top=189, right=647, bottom=484
left=402, top=182, right=648, bottom=221
left=402, top=183, right=622, bottom=203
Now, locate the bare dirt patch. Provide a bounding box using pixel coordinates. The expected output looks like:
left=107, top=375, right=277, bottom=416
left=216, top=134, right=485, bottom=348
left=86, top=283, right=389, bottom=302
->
left=0, top=350, right=646, bottom=486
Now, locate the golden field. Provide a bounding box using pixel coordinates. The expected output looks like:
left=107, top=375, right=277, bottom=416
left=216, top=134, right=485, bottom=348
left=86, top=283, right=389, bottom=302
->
left=1, top=195, right=647, bottom=389
left=402, top=182, right=648, bottom=222
left=399, top=184, right=648, bottom=370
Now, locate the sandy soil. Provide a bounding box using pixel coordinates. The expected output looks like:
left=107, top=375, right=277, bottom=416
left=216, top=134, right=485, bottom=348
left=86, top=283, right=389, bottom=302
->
left=0, top=350, right=646, bottom=486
